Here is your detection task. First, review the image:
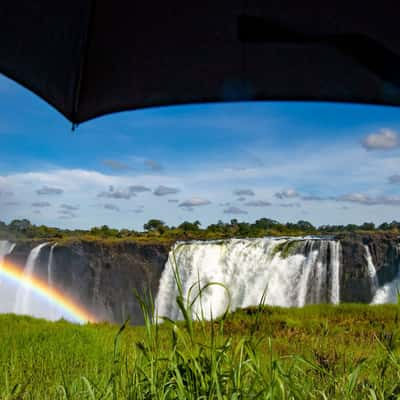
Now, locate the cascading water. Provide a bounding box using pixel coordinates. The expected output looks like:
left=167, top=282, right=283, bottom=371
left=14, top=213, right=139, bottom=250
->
left=330, top=240, right=341, bottom=304
left=372, top=245, right=400, bottom=304
left=1, top=235, right=399, bottom=324
left=0, top=239, right=16, bottom=288
left=14, top=242, right=49, bottom=315
left=47, top=243, right=57, bottom=319
left=0, top=241, right=93, bottom=323
left=47, top=243, right=56, bottom=288
left=364, top=245, right=379, bottom=294
left=0, top=240, right=15, bottom=264
left=155, top=237, right=342, bottom=321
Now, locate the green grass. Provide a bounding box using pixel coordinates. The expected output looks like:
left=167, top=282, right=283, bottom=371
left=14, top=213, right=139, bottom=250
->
left=1, top=303, right=400, bottom=399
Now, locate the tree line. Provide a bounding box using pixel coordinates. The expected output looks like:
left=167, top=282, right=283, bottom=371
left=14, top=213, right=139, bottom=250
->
left=1, top=218, right=400, bottom=241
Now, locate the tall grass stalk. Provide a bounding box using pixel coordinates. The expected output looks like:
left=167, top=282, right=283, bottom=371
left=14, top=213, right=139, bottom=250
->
left=2, top=263, right=400, bottom=397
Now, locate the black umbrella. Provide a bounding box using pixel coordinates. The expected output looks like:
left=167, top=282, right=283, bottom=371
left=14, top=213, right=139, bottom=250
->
left=1, top=1, right=400, bottom=126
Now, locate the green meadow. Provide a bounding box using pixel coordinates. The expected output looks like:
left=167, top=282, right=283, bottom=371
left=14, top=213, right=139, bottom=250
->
left=1, top=303, right=400, bottom=399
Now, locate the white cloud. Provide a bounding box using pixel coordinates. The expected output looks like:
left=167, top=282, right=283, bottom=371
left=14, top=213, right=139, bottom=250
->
left=32, top=201, right=51, bottom=208
left=36, top=186, right=63, bottom=195
left=275, top=189, right=299, bottom=199
left=154, top=185, right=180, bottom=196
left=233, top=189, right=255, bottom=197
left=179, top=198, right=211, bottom=207
left=2, top=201, right=19, bottom=207
left=388, top=175, right=400, bottom=184
left=60, top=204, right=79, bottom=211
left=244, top=200, right=271, bottom=207
left=58, top=209, right=77, bottom=218
left=4, top=128, right=400, bottom=230
left=301, top=195, right=327, bottom=201
left=98, top=186, right=135, bottom=200
left=104, top=203, right=120, bottom=212
left=336, top=193, right=400, bottom=206
left=223, top=206, right=248, bottom=214
left=279, top=203, right=301, bottom=208
left=128, top=185, right=151, bottom=193
left=362, top=128, right=400, bottom=150
left=0, top=169, right=182, bottom=228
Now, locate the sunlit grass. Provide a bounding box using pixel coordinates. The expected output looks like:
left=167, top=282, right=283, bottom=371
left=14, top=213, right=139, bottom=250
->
left=2, top=255, right=400, bottom=399
left=0, top=301, right=400, bottom=399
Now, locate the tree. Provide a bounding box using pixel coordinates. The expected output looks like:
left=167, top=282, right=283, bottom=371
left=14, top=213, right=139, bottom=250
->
left=360, top=222, right=375, bottom=231
left=178, top=220, right=201, bottom=232
left=254, top=218, right=279, bottom=230
left=143, top=219, right=167, bottom=233
left=295, top=220, right=315, bottom=232
left=9, top=219, right=31, bottom=232
left=378, top=222, right=390, bottom=230
left=389, top=221, right=400, bottom=230
left=345, top=224, right=358, bottom=232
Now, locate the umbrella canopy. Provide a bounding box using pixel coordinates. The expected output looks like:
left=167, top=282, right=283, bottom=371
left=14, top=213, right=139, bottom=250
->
left=1, top=1, right=400, bottom=125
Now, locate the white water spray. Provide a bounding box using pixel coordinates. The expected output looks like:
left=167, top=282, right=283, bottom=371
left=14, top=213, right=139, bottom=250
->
left=364, top=245, right=379, bottom=294
left=0, top=240, right=15, bottom=264
left=330, top=240, right=341, bottom=305
left=47, top=243, right=57, bottom=288
left=14, top=242, right=49, bottom=315
left=155, top=237, right=342, bottom=321
left=372, top=277, right=400, bottom=304
left=47, top=243, right=57, bottom=319
left=372, top=245, right=400, bottom=304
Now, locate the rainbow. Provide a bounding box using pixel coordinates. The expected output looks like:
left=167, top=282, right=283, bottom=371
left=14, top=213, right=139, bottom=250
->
left=0, top=260, right=97, bottom=324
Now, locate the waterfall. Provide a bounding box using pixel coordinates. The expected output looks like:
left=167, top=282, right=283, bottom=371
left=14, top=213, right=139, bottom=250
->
left=372, top=277, right=400, bottom=304
left=47, top=243, right=57, bottom=319
left=47, top=243, right=57, bottom=288
left=372, top=245, right=400, bottom=304
left=330, top=240, right=341, bottom=305
left=14, top=242, right=49, bottom=315
left=155, top=237, right=342, bottom=321
left=364, top=245, right=379, bottom=294
left=0, top=239, right=16, bottom=287
left=0, top=240, right=16, bottom=264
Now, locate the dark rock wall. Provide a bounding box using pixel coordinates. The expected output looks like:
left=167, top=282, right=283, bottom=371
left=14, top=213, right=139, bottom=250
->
left=5, top=234, right=400, bottom=323
left=338, top=233, right=400, bottom=302
left=6, top=240, right=169, bottom=324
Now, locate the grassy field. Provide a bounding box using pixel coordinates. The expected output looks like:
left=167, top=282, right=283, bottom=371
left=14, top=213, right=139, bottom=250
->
left=1, top=303, right=400, bottom=399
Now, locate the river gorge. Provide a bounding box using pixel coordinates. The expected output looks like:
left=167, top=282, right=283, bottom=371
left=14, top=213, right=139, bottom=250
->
left=0, top=234, right=399, bottom=324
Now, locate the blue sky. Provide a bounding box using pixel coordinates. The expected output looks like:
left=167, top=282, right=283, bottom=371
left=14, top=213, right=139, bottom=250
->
left=1, top=73, right=400, bottom=230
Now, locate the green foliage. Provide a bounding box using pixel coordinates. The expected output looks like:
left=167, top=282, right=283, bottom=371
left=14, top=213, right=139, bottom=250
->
left=1, top=216, right=400, bottom=243
left=143, top=219, right=167, bottom=234
left=1, top=250, right=400, bottom=398
left=2, top=304, right=400, bottom=398
left=178, top=220, right=201, bottom=232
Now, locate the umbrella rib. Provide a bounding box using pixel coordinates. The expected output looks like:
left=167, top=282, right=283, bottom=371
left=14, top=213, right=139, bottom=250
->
left=72, top=0, right=97, bottom=129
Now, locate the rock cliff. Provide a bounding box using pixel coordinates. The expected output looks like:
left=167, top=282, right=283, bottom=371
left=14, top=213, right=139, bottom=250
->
left=6, top=239, right=169, bottom=324
left=5, top=233, right=400, bottom=323
left=338, top=233, right=400, bottom=302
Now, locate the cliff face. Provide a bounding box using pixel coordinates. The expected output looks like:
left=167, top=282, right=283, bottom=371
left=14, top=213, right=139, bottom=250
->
left=5, top=234, right=400, bottom=324
left=337, top=233, right=400, bottom=302
left=6, top=240, right=169, bottom=324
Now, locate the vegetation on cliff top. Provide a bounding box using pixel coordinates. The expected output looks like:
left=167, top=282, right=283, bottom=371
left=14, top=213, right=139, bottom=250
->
left=1, top=217, right=400, bottom=243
